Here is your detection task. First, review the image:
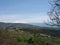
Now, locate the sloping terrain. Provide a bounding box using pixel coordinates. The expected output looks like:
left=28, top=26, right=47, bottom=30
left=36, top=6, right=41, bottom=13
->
left=0, top=30, right=60, bottom=45
left=0, top=22, right=60, bottom=37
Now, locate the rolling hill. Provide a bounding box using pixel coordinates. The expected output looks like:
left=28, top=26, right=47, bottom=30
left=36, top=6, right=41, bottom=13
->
left=0, top=22, right=40, bottom=29
left=0, top=22, right=60, bottom=37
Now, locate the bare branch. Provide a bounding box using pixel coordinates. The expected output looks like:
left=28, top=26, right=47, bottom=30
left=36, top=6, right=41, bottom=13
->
left=48, top=0, right=60, bottom=26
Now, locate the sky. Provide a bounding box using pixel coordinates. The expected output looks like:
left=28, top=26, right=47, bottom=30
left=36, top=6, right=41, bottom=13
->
left=0, top=0, right=50, bottom=23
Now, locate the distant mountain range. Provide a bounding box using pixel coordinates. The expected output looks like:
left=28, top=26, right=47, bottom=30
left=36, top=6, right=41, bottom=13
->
left=30, top=23, right=60, bottom=29
left=0, top=22, right=59, bottom=30
left=0, top=22, right=40, bottom=29
left=30, top=23, right=49, bottom=27
left=30, top=23, right=59, bottom=27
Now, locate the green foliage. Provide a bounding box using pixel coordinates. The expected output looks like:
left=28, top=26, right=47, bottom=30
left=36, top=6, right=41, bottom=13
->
left=0, top=29, right=60, bottom=45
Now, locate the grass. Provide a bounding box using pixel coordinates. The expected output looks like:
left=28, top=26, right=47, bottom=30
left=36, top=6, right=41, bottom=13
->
left=0, top=29, right=60, bottom=45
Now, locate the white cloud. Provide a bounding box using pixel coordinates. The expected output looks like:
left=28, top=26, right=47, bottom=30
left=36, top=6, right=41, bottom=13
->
left=0, top=13, right=49, bottom=23
left=12, top=20, right=28, bottom=23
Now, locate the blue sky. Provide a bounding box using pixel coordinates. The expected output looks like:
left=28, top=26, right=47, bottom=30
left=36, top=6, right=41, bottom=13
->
left=0, top=0, right=50, bottom=23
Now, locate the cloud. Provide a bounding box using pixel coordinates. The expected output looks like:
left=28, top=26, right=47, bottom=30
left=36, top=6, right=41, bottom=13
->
left=13, top=20, right=28, bottom=23
left=0, top=13, right=49, bottom=23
